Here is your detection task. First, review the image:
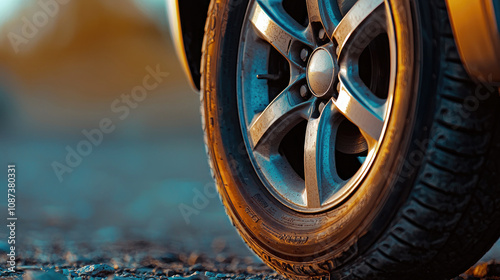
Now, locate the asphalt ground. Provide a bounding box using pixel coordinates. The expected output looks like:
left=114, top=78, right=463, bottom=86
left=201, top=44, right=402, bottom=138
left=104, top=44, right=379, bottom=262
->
left=1, top=241, right=499, bottom=280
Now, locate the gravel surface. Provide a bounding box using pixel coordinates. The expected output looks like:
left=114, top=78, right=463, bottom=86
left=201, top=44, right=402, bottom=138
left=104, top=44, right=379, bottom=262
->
left=0, top=241, right=499, bottom=280
left=0, top=241, right=283, bottom=280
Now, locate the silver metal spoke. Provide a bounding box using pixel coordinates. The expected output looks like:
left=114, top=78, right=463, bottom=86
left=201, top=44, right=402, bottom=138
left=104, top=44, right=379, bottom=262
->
left=306, top=0, right=321, bottom=23
left=248, top=78, right=311, bottom=152
left=250, top=0, right=314, bottom=66
left=238, top=0, right=397, bottom=213
left=334, top=74, right=386, bottom=143
left=333, top=0, right=385, bottom=55
left=303, top=101, right=336, bottom=208
left=306, top=0, right=339, bottom=38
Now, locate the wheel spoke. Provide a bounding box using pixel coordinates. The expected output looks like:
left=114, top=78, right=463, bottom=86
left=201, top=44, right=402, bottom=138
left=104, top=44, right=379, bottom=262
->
left=333, top=0, right=386, bottom=56
left=248, top=77, right=311, bottom=153
left=237, top=0, right=397, bottom=213
left=334, top=73, right=386, bottom=143
left=306, top=0, right=340, bottom=38
left=250, top=0, right=314, bottom=65
left=303, top=101, right=336, bottom=208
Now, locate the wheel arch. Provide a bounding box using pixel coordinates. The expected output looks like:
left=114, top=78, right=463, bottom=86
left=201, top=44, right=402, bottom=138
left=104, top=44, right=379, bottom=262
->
left=446, top=0, right=500, bottom=85
left=167, top=0, right=210, bottom=91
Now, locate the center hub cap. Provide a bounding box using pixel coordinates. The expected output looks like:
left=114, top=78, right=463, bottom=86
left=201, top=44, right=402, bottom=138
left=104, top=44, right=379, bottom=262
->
left=306, top=47, right=338, bottom=98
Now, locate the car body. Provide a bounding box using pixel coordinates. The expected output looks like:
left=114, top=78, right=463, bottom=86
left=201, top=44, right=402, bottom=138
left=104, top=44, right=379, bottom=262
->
left=166, top=0, right=210, bottom=91
left=167, top=0, right=500, bottom=90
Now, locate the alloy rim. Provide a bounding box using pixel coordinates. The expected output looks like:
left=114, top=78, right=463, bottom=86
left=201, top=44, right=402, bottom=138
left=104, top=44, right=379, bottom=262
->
left=237, top=0, right=397, bottom=212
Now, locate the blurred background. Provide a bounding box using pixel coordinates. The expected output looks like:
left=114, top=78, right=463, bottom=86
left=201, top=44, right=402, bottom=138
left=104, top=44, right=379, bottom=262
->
left=0, top=0, right=250, bottom=258
left=0, top=0, right=497, bottom=262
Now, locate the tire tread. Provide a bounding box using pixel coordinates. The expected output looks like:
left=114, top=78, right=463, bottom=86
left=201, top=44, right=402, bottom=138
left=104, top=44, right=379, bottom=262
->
left=348, top=1, right=500, bottom=279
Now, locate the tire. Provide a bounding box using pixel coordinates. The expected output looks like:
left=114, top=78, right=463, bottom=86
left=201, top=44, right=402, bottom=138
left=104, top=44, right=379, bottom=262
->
left=200, top=0, right=500, bottom=279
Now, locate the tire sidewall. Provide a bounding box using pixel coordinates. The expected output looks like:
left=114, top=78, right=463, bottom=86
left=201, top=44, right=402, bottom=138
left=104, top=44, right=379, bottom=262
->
left=202, top=0, right=433, bottom=276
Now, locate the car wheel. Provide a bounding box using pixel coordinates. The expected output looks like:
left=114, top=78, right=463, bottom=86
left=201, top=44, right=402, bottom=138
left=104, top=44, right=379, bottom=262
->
left=200, top=0, right=500, bottom=279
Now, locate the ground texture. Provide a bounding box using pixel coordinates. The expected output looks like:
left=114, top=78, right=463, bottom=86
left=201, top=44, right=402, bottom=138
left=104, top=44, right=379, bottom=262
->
left=0, top=241, right=499, bottom=280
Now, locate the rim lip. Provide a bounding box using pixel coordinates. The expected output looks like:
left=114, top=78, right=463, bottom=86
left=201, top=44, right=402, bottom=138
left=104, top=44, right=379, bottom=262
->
left=306, top=47, right=337, bottom=98
left=236, top=0, right=398, bottom=213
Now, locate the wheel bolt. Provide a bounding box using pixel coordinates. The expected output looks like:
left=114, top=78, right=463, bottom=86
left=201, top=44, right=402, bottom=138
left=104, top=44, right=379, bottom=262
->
left=300, top=84, right=309, bottom=98
left=300, top=48, right=309, bottom=62
left=319, top=101, right=326, bottom=113
left=318, top=28, right=327, bottom=41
